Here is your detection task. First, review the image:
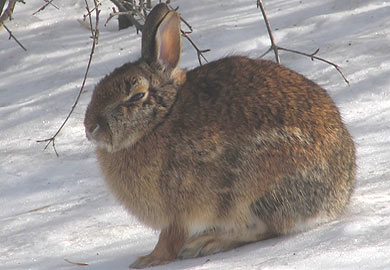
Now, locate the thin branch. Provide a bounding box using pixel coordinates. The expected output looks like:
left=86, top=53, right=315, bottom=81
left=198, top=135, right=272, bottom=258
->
left=181, top=29, right=209, bottom=65
left=32, top=0, right=59, bottom=16
left=1, top=0, right=27, bottom=50
left=179, top=15, right=193, bottom=33
left=37, top=0, right=100, bottom=156
left=110, top=0, right=143, bottom=32
left=166, top=4, right=209, bottom=65
left=133, top=2, right=147, bottom=22
left=82, top=0, right=102, bottom=21
left=257, top=0, right=279, bottom=63
left=167, top=4, right=193, bottom=34
left=108, top=2, right=209, bottom=66
left=64, top=259, right=88, bottom=266
left=259, top=47, right=272, bottom=59
left=256, top=0, right=349, bottom=84
left=45, top=0, right=58, bottom=9
left=105, top=9, right=138, bottom=27
left=3, top=24, right=26, bottom=51
left=278, top=47, right=349, bottom=84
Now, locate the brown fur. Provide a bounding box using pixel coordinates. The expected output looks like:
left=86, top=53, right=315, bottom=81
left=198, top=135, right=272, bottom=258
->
left=84, top=3, right=356, bottom=269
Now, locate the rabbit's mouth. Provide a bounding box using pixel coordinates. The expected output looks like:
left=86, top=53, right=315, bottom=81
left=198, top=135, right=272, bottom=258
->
left=86, top=123, right=114, bottom=152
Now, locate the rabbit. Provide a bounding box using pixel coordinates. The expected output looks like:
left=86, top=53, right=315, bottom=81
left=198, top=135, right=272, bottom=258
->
left=84, top=3, right=356, bottom=269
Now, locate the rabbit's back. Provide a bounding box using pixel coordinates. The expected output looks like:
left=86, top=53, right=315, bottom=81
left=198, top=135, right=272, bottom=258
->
left=176, top=56, right=341, bottom=136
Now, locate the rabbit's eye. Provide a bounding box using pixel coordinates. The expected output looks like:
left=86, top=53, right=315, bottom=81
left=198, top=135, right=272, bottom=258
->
left=128, top=92, right=145, bottom=103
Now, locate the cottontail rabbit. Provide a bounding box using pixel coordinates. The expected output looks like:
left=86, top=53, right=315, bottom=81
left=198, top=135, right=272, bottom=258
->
left=84, top=3, right=355, bottom=269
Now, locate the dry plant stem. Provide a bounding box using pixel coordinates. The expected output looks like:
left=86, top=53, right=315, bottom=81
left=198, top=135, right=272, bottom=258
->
left=37, top=0, right=100, bottom=156
left=110, top=0, right=143, bottom=32
left=259, top=47, right=272, bottom=58
left=181, top=29, right=209, bottom=65
left=106, top=2, right=209, bottom=65
left=64, top=259, right=88, bottom=266
left=83, top=0, right=103, bottom=20
left=134, top=3, right=146, bottom=22
left=106, top=0, right=151, bottom=31
left=1, top=0, right=27, bottom=50
left=257, top=0, right=279, bottom=63
left=32, top=0, right=59, bottom=16
left=256, top=0, right=349, bottom=84
left=179, top=15, right=192, bottom=32
left=278, top=46, right=350, bottom=84
left=167, top=4, right=209, bottom=65
left=3, top=24, right=26, bottom=50
left=105, top=10, right=140, bottom=27
left=168, top=4, right=209, bottom=65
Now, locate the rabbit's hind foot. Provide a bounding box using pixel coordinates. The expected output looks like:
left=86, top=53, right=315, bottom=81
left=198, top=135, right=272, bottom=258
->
left=129, top=254, right=171, bottom=269
left=178, top=234, right=243, bottom=259
left=178, top=223, right=274, bottom=259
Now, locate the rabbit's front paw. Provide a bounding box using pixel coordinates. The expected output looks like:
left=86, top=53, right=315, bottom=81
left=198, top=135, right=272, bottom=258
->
left=129, top=254, right=171, bottom=269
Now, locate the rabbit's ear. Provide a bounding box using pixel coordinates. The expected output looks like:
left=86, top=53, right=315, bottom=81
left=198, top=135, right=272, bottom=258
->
left=141, top=3, right=170, bottom=65
left=154, top=11, right=181, bottom=70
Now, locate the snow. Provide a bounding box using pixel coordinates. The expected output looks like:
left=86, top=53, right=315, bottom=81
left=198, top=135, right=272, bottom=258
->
left=1, top=0, right=389, bottom=269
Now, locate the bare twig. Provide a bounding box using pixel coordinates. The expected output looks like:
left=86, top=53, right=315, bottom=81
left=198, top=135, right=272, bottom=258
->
left=259, top=47, right=272, bottom=59
left=27, top=204, right=51, bottom=213
left=110, top=0, right=143, bottom=32
left=105, top=9, right=139, bottom=27
left=278, top=47, right=349, bottom=84
left=37, top=0, right=100, bottom=156
left=256, top=0, right=349, bottom=84
left=32, top=0, right=59, bottom=16
left=45, top=0, right=58, bottom=9
left=167, top=4, right=209, bottom=65
left=181, top=29, right=209, bottom=65
left=107, top=2, right=209, bottom=65
left=180, top=28, right=209, bottom=66
left=178, top=15, right=193, bottom=33
left=106, top=0, right=156, bottom=31
left=3, top=24, right=26, bottom=50
left=257, top=0, right=279, bottom=63
left=64, top=259, right=88, bottom=266
left=133, top=4, right=147, bottom=22
left=1, top=0, right=27, bottom=50
left=82, top=0, right=102, bottom=21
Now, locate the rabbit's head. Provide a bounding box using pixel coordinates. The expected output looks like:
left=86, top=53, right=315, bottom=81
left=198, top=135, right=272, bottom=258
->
left=84, top=4, right=184, bottom=152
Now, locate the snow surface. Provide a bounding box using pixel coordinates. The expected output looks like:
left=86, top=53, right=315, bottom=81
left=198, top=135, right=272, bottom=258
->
left=1, top=0, right=390, bottom=269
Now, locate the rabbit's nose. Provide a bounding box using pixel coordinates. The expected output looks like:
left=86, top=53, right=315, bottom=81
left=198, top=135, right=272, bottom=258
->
left=86, top=115, right=108, bottom=140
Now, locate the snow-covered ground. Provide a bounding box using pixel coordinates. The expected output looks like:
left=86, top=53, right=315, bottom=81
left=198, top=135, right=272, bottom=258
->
left=1, top=0, right=390, bottom=269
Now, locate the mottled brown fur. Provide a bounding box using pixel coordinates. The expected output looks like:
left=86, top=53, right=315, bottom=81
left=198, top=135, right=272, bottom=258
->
left=84, top=3, right=355, bottom=269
